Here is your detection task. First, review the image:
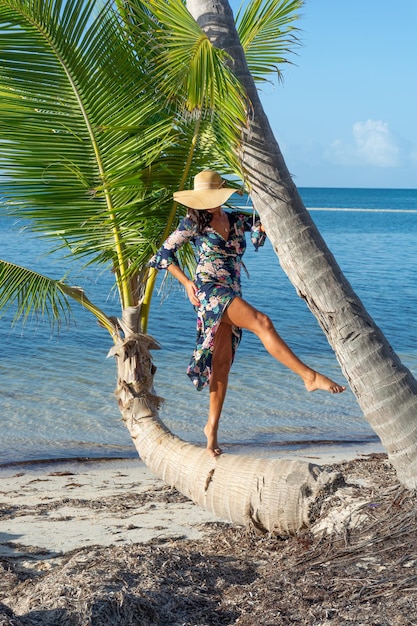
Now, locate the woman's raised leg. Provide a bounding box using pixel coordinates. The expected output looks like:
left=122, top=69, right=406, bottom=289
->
left=223, top=297, right=346, bottom=394
left=205, top=322, right=234, bottom=457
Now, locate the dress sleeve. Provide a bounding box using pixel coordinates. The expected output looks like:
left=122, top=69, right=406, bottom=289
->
left=241, top=213, right=267, bottom=251
left=148, top=217, right=196, bottom=270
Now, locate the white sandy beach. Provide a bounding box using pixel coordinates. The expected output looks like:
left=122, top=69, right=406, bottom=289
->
left=0, top=457, right=220, bottom=560
left=0, top=442, right=384, bottom=559
left=2, top=444, right=417, bottom=626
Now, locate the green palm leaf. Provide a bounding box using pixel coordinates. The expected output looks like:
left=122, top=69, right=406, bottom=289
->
left=0, top=259, right=70, bottom=327
left=0, top=1, right=177, bottom=279
left=0, top=258, right=112, bottom=332
left=236, top=0, right=303, bottom=82
left=133, top=0, right=248, bottom=172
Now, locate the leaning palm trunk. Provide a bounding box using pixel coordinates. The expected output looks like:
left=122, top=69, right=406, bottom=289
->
left=186, top=0, right=417, bottom=488
left=111, top=307, right=341, bottom=535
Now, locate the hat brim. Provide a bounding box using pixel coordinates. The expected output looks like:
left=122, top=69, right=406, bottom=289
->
left=173, top=188, right=236, bottom=210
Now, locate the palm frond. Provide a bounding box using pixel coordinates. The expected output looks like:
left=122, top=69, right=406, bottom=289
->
left=0, top=1, right=175, bottom=253
left=236, top=0, right=303, bottom=82
left=0, top=258, right=115, bottom=333
left=0, top=0, right=187, bottom=312
left=137, top=0, right=248, bottom=168
left=0, top=258, right=73, bottom=327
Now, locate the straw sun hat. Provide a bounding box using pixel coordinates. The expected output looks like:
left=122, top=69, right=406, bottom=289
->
left=173, top=170, right=238, bottom=210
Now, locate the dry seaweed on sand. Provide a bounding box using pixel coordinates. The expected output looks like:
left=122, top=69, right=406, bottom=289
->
left=1, top=454, right=417, bottom=625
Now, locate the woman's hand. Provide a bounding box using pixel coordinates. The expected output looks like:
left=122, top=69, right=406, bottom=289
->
left=185, top=280, right=200, bottom=307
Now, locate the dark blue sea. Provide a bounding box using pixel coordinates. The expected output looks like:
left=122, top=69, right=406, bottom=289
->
left=1, top=187, right=416, bottom=464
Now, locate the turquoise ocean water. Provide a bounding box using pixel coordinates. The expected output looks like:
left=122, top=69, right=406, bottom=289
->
left=1, top=187, right=416, bottom=465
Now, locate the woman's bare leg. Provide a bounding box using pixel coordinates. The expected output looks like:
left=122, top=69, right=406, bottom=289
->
left=205, top=322, right=233, bottom=457
left=223, top=297, right=346, bottom=393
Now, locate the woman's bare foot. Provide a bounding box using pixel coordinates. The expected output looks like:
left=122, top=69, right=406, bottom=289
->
left=204, top=424, right=223, bottom=457
left=304, top=371, right=346, bottom=394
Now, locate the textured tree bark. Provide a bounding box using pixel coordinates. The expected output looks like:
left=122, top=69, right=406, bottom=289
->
left=186, top=0, right=417, bottom=487
left=110, top=316, right=342, bottom=535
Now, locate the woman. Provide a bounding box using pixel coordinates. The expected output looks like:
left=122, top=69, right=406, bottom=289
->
left=149, top=170, right=345, bottom=457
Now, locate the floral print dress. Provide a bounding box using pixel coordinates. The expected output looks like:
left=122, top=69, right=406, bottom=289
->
left=149, top=212, right=266, bottom=391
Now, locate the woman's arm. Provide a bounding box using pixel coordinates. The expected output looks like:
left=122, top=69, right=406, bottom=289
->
left=148, top=217, right=199, bottom=307
left=167, top=263, right=199, bottom=307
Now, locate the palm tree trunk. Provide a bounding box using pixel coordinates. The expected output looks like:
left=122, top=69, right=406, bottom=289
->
left=186, top=0, right=417, bottom=487
left=111, top=313, right=342, bottom=535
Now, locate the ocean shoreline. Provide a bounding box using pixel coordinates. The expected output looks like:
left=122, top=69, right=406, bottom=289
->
left=0, top=435, right=383, bottom=470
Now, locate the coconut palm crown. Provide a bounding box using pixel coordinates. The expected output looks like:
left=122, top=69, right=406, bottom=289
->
left=0, top=0, right=302, bottom=337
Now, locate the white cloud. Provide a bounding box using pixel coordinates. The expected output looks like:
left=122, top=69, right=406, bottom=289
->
left=328, top=119, right=401, bottom=168
left=353, top=120, right=400, bottom=166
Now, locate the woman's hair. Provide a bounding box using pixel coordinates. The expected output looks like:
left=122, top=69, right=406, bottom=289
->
left=187, top=208, right=212, bottom=234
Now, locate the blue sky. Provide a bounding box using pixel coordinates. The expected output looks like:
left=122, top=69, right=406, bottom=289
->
left=230, top=0, right=417, bottom=189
